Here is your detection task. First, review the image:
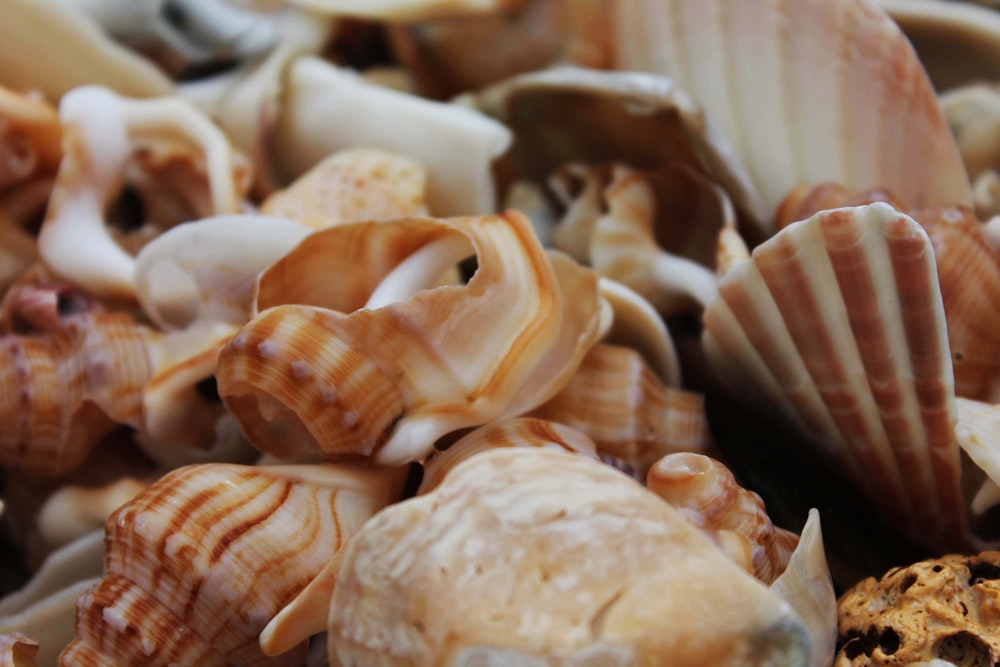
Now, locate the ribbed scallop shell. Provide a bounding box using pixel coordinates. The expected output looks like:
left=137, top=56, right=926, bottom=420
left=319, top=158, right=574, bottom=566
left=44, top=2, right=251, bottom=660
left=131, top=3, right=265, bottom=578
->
left=0, top=312, right=155, bottom=475
left=613, top=0, right=971, bottom=227
left=702, top=202, right=965, bottom=550
left=647, top=452, right=797, bottom=584
left=260, top=148, right=428, bottom=226
left=217, top=212, right=608, bottom=465
left=60, top=462, right=404, bottom=666
left=419, top=417, right=598, bottom=494
left=529, top=343, right=713, bottom=479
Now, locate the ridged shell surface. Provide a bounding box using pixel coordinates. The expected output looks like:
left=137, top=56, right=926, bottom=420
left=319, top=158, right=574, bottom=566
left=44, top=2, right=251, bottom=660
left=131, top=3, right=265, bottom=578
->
left=702, top=202, right=964, bottom=550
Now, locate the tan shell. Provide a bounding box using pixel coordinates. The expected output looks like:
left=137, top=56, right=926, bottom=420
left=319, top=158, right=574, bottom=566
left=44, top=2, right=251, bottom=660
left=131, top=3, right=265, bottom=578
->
left=836, top=551, right=1000, bottom=666
left=0, top=87, right=61, bottom=200
left=60, top=462, right=405, bottom=666
left=36, top=478, right=149, bottom=550
left=327, top=448, right=812, bottom=666
left=288, top=0, right=525, bottom=20
left=702, top=202, right=965, bottom=550
left=0, top=633, right=37, bottom=667
left=0, top=312, right=156, bottom=475
left=38, top=86, right=249, bottom=300
left=613, top=0, right=971, bottom=226
left=647, top=453, right=798, bottom=584
left=530, top=343, right=713, bottom=479
left=217, top=212, right=609, bottom=465
left=260, top=148, right=428, bottom=225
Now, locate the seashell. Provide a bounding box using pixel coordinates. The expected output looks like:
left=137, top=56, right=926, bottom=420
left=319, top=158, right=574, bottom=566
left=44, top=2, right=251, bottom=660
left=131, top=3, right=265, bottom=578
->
left=0, top=222, right=37, bottom=296
left=0, top=274, right=101, bottom=335
left=878, top=0, right=1000, bottom=91
left=60, top=462, right=406, bottom=666
left=0, top=0, right=171, bottom=100
left=418, top=417, right=598, bottom=494
left=38, top=86, right=249, bottom=301
left=953, top=397, right=1000, bottom=521
left=475, top=66, right=767, bottom=233
left=1, top=580, right=97, bottom=667
left=647, top=452, right=797, bottom=584
left=836, top=551, right=1000, bottom=666
left=287, top=0, right=524, bottom=21
left=326, top=447, right=812, bottom=666
left=702, top=202, right=966, bottom=550
left=940, top=83, right=1000, bottom=182
left=0, top=312, right=156, bottom=475
left=260, top=148, right=429, bottom=226
left=0, top=87, right=61, bottom=196
left=0, top=633, right=37, bottom=667
left=613, top=0, right=971, bottom=227
left=218, top=212, right=610, bottom=465
left=272, top=56, right=512, bottom=216
left=530, top=343, right=713, bottom=480
left=36, top=479, right=148, bottom=550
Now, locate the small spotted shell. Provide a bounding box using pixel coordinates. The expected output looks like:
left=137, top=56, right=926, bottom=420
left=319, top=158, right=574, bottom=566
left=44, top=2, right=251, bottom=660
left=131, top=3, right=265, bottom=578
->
left=217, top=212, right=609, bottom=465
left=60, top=462, right=405, bottom=666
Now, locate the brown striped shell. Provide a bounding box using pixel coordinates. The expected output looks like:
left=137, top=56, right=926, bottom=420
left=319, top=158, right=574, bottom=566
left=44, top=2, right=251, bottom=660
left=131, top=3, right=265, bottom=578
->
left=529, top=343, right=714, bottom=479
left=260, top=148, right=428, bottom=226
left=60, top=462, right=405, bottom=666
left=0, top=312, right=156, bottom=475
left=702, top=202, right=965, bottom=550
left=647, top=452, right=798, bottom=584
left=217, top=212, right=609, bottom=465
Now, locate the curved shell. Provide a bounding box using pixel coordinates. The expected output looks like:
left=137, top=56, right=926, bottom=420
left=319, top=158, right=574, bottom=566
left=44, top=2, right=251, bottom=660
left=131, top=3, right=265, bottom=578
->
left=702, top=202, right=965, bottom=550
left=38, top=86, right=249, bottom=300
left=0, top=633, right=37, bottom=667
left=613, top=0, right=971, bottom=226
left=0, top=312, right=156, bottom=475
left=530, top=343, right=713, bottom=479
left=287, top=0, right=523, bottom=20
left=647, top=452, right=797, bottom=584
left=0, top=86, right=61, bottom=196
left=326, top=448, right=811, bottom=666
left=36, top=479, right=148, bottom=550
left=217, top=212, right=609, bottom=465
left=60, top=462, right=405, bottom=666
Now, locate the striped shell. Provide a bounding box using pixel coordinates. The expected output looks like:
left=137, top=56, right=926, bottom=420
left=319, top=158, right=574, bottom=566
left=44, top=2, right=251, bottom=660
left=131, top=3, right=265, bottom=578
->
left=217, top=212, right=609, bottom=465
left=529, top=343, right=714, bottom=480
left=326, top=448, right=811, bottom=666
left=0, top=312, right=155, bottom=475
left=702, top=202, right=965, bottom=550
left=60, top=462, right=405, bottom=666
left=647, top=452, right=798, bottom=584
left=260, top=148, right=429, bottom=226
left=613, top=0, right=971, bottom=230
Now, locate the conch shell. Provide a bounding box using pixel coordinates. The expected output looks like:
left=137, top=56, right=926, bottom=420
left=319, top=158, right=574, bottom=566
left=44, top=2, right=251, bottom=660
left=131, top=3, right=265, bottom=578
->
left=326, top=447, right=812, bottom=666
left=217, top=211, right=610, bottom=465
left=702, top=202, right=965, bottom=550
left=60, top=462, right=405, bottom=666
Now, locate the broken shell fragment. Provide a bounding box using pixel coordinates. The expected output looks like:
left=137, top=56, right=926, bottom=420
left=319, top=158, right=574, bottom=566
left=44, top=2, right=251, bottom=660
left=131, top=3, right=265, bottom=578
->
left=647, top=452, right=797, bottom=584
left=218, top=212, right=608, bottom=465
left=702, top=202, right=965, bottom=550
left=836, top=551, right=1000, bottom=666
left=613, top=0, right=971, bottom=225
left=327, top=448, right=812, bottom=666
left=61, top=462, right=405, bottom=666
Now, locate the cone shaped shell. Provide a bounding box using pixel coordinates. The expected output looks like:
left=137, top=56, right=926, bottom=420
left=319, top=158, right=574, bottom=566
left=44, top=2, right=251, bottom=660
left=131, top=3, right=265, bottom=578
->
left=702, top=202, right=964, bottom=550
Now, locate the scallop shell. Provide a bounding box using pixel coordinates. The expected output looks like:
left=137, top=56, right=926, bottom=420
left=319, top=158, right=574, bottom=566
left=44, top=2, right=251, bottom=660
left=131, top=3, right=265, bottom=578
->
left=273, top=57, right=511, bottom=216
left=326, top=447, right=812, bottom=666
left=647, top=452, right=797, bottom=584
left=702, top=202, right=965, bottom=550
left=260, top=148, right=429, bottom=226
left=0, top=312, right=156, bottom=475
left=0, top=633, right=37, bottom=667
left=60, top=462, right=405, bottom=666
left=217, top=212, right=609, bottom=465
left=530, top=343, right=713, bottom=479
left=38, top=86, right=248, bottom=300
left=613, top=0, right=971, bottom=227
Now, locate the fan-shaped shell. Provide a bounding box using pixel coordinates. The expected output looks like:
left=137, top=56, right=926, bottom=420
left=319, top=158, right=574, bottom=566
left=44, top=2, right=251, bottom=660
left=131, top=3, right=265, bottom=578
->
left=217, top=212, right=609, bottom=465
left=702, top=202, right=965, bottom=550
left=613, top=0, right=971, bottom=228
left=60, top=462, right=405, bottom=666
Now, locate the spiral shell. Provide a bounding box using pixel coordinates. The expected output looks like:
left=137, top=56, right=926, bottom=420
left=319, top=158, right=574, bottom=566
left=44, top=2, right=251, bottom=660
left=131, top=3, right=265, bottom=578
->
left=218, top=212, right=609, bottom=465
left=60, top=462, right=405, bottom=666
left=530, top=343, right=713, bottom=479
left=648, top=452, right=798, bottom=584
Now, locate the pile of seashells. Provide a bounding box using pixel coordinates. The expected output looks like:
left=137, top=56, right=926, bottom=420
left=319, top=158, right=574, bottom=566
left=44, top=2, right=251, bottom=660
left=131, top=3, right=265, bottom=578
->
left=5, top=0, right=1000, bottom=665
